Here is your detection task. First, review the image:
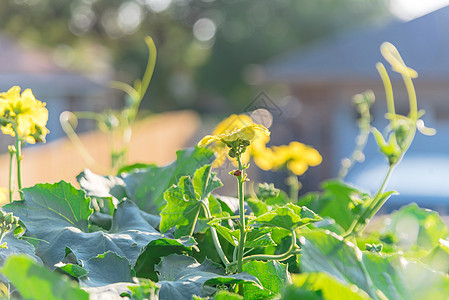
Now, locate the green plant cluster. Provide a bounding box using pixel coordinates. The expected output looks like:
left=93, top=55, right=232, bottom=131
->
left=0, top=41, right=447, bottom=299
left=1, top=147, right=449, bottom=299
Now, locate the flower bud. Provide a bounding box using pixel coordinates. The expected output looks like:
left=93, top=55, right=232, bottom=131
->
left=4, top=213, right=13, bottom=224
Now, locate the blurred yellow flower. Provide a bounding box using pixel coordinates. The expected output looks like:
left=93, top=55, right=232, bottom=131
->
left=253, top=141, right=322, bottom=175
left=0, top=86, right=49, bottom=144
left=0, top=187, right=7, bottom=207
left=198, top=114, right=270, bottom=167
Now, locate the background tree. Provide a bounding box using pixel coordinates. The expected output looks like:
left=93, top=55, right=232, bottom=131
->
left=0, top=0, right=390, bottom=113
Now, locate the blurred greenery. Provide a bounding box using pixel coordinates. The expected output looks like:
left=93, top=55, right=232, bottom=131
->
left=0, top=0, right=390, bottom=112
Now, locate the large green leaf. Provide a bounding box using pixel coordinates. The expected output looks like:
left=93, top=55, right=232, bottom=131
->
left=1, top=255, right=89, bottom=300
left=282, top=272, right=371, bottom=300
left=298, top=180, right=370, bottom=231
left=0, top=232, right=42, bottom=283
left=299, top=231, right=375, bottom=296
left=6, top=184, right=194, bottom=269
left=155, top=254, right=261, bottom=299
left=79, top=251, right=133, bottom=287
left=242, top=260, right=290, bottom=299
left=123, top=147, right=215, bottom=213
left=300, top=230, right=449, bottom=300
left=4, top=181, right=93, bottom=232
left=422, top=239, right=449, bottom=273
left=160, top=165, right=222, bottom=237
left=383, top=203, right=449, bottom=251
left=252, top=203, right=321, bottom=230
left=134, top=238, right=195, bottom=281
left=362, top=252, right=449, bottom=300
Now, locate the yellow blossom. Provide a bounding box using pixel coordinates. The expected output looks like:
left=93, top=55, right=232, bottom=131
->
left=0, top=187, right=7, bottom=207
left=198, top=114, right=270, bottom=167
left=253, top=141, right=322, bottom=175
left=0, top=86, right=49, bottom=144
left=199, top=123, right=270, bottom=147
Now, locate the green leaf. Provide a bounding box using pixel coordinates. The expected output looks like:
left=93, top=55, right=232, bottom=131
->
left=245, top=228, right=277, bottom=249
left=212, top=290, right=243, bottom=299
left=7, top=189, right=193, bottom=269
left=57, top=263, right=88, bottom=278
left=127, top=278, right=160, bottom=299
left=4, top=181, right=93, bottom=232
left=283, top=272, right=371, bottom=300
left=422, top=239, right=449, bottom=272
left=300, top=230, right=449, bottom=300
left=1, top=255, right=89, bottom=300
left=247, top=198, right=269, bottom=216
left=118, top=163, right=155, bottom=174
left=362, top=251, right=449, bottom=299
left=160, top=165, right=222, bottom=237
left=383, top=203, right=449, bottom=251
left=361, top=253, right=409, bottom=299
left=209, top=220, right=239, bottom=246
left=77, top=169, right=127, bottom=201
left=213, top=195, right=239, bottom=214
left=123, top=147, right=215, bottom=213
left=372, top=128, right=401, bottom=165
left=299, top=231, right=374, bottom=296
left=242, top=260, right=290, bottom=299
left=155, top=254, right=261, bottom=299
left=134, top=237, right=195, bottom=281
left=298, top=180, right=370, bottom=231
left=0, top=232, right=42, bottom=283
left=252, top=203, right=321, bottom=230
left=79, top=251, right=133, bottom=287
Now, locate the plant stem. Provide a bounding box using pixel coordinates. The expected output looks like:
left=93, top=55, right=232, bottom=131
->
left=347, top=164, right=396, bottom=237
left=8, top=147, right=14, bottom=203
left=235, top=155, right=247, bottom=296
left=201, top=202, right=230, bottom=266
left=12, top=125, right=23, bottom=198
left=236, top=155, right=246, bottom=274
left=287, top=172, right=300, bottom=203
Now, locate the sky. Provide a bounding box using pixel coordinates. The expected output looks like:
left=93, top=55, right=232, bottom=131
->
left=391, top=0, right=449, bottom=20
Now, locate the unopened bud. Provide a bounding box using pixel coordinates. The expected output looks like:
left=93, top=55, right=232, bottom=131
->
left=4, top=213, right=13, bottom=224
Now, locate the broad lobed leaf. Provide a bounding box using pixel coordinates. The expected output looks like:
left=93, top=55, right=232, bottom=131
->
left=155, top=254, right=261, bottom=299
left=160, top=165, right=222, bottom=237
left=1, top=255, right=89, bottom=300
left=252, top=203, right=321, bottom=230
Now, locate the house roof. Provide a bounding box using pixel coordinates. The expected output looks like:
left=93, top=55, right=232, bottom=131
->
left=266, top=6, right=449, bottom=84
left=0, top=34, right=105, bottom=95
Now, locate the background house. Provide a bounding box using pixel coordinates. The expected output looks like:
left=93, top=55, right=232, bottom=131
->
left=264, top=6, right=449, bottom=210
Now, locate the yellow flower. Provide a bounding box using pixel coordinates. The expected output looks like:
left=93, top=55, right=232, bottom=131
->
left=253, top=141, right=322, bottom=175
left=0, top=187, right=7, bottom=207
left=0, top=86, right=49, bottom=144
left=198, top=123, right=270, bottom=147
left=198, top=114, right=270, bottom=167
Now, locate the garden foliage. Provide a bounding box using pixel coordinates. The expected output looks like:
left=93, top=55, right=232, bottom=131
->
left=0, top=41, right=447, bottom=300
